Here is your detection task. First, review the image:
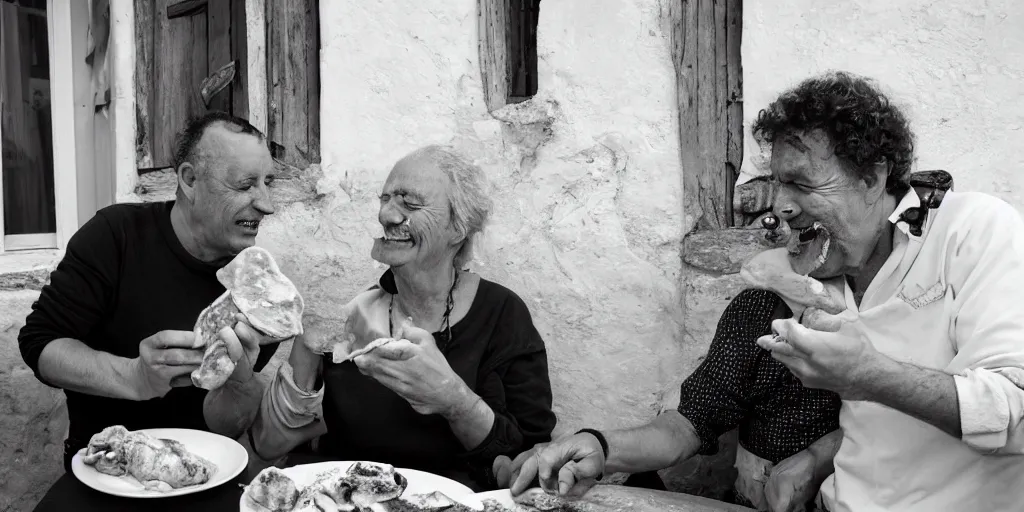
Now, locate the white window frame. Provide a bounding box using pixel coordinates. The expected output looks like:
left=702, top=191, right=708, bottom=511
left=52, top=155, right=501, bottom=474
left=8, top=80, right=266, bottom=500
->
left=0, top=0, right=78, bottom=255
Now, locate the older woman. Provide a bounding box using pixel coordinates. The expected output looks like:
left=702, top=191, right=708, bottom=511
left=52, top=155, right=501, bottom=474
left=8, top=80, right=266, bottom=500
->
left=246, top=145, right=556, bottom=491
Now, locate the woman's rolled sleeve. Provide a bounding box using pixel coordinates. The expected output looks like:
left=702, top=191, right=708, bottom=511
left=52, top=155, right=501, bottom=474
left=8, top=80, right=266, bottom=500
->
left=251, top=362, right=328, bottom=461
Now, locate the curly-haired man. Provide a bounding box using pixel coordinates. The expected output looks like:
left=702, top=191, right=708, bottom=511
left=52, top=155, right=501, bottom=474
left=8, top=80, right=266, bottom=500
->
left=498, top=71, right=1024, bottom=512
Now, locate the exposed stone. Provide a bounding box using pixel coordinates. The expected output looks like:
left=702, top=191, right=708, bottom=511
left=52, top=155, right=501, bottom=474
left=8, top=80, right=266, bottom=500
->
left=682, top=228, right=776, bottom=275
left=0, top=269, right=50, bottom=291
left=0, top=290, right=66, bottom=512
left=134, top=168, right=176, bottom=202
left=733, top=177, right=774, bottom=226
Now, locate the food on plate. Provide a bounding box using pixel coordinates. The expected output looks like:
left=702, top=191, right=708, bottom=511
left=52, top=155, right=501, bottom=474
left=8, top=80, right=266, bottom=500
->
left=246, top=462, right=411, bottom=512
left=245, top=461, right=599, bottom=512
left=80, top=425, right=216, bottom=491
left=244, top=467, right=301, bottom=511
left=333, top=337, right=399, bottom=363
left=192, top=246, right=305, bottom=390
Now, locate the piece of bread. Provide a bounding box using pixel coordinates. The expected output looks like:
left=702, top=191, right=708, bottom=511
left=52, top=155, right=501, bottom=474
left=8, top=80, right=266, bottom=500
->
left=191, top=246, right=304, bottom=390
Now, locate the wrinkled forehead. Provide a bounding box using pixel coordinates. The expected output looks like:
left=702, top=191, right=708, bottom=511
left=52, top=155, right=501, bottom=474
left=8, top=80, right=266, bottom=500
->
left=199, top=125, right=273, bottom=180
left=769, top=129, right=835, bottom=180
left=382, top=153, right=452, bottom=201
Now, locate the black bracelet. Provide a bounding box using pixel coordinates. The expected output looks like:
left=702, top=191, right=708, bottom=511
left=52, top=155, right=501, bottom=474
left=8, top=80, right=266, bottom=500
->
left=576, top=428, right=609, bottom=458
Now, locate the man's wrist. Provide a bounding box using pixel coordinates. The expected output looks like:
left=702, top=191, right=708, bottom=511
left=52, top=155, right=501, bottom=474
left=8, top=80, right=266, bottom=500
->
left=853, top=351, right=904, bottom=403
left=117, top=356, right=151, bottom=401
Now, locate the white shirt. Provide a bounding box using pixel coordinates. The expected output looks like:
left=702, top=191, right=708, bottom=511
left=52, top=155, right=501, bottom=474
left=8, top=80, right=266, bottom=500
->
left=818, top=190, right=1024, bottom=511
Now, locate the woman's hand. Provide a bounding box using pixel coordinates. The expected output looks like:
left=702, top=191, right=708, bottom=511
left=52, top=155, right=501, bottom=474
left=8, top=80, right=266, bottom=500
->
left=353, top=323, right=471, bottom=416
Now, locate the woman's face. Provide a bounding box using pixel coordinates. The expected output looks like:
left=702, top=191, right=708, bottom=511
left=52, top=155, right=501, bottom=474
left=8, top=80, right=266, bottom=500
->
left=769, top=129, right=890, bottom=280
left=371, top=154, right=463, bottom=270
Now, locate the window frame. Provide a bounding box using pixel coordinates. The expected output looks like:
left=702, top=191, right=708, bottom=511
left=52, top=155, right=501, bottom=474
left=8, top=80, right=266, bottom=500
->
left=0, top=0, right=79, bottom=255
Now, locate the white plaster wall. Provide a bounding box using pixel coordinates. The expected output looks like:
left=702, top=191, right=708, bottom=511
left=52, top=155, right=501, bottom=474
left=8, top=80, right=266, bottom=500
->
left=740, top=0, right=1024, bottom=209
left=260, top=0, right=688, bottom=438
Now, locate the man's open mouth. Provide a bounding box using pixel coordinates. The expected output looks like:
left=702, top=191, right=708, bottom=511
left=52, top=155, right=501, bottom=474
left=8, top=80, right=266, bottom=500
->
left=786, top=222, right=831, bottom=275
left=237, top=220, right=260, bottom=230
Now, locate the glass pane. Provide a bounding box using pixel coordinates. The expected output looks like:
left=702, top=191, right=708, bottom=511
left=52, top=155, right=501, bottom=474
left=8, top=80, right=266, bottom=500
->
left=1, top=0, right=57, bottom=236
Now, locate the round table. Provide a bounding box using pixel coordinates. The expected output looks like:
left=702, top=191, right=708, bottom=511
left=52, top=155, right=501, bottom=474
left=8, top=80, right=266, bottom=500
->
left=32, top=456, right=754, bottom=512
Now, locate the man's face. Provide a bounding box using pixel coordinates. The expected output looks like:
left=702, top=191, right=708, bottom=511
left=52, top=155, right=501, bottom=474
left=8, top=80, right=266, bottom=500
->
left=188, top=125, right=276, bottom=261
left=769, top=129, right=886, bottom=279
left=370, top=153, right=461, bottom=270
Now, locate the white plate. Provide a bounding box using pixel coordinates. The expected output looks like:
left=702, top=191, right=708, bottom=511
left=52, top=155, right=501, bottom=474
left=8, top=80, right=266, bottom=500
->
left=238, top=461, right=483, bottom=511
left=71, top=428, right=249, bottom=498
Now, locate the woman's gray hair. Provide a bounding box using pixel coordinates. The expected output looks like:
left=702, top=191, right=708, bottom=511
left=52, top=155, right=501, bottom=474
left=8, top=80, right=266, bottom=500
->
left=404, top=145, right=493, bottom=268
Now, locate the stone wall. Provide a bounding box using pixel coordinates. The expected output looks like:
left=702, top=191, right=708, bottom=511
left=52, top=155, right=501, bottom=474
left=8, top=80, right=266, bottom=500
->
left=0, top=280, right=66, bottom=512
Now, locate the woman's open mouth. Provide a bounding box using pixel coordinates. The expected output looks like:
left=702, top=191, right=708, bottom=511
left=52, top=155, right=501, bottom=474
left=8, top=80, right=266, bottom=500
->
left=380, top=227, right=413, bottom=245
left=786, top=222, right=831, bottom=275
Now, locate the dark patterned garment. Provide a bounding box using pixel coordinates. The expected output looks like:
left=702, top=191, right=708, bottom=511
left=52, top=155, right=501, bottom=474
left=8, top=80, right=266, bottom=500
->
left=677, top=288, right=842, bottom=465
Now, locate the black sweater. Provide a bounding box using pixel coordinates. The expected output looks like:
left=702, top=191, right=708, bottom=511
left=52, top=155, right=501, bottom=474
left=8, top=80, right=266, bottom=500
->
left=316, top=270, right=557, bottom=491
left=18, top=201, right=279, bottom=468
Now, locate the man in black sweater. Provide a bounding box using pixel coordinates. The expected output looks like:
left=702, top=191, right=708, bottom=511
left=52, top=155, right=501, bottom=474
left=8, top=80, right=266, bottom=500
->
left=18, top=112, right=285, bottom=472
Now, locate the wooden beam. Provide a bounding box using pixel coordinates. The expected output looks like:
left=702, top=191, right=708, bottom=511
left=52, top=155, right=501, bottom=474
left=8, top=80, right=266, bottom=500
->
left=206, top=0, right=232, bottom=111
left=478, top=0, right=509, bottom=112
left=134, top=0, right=155, bottom=168
left=673, top=0, right=741, bottom=231
left=726, top=0, right=743, bottom=225
left=266, top=0, right=284, bottom=157
left=306, top=0, right=320, bottom=163
left=152, top=0, right=208, bottom=166
left=230, top=0, right=248, bottom=118
left=166, top=0, right=207, bottom=19
left=265, top=0, right=317, bottom=167
left=283, top=1, right=308, bottom=165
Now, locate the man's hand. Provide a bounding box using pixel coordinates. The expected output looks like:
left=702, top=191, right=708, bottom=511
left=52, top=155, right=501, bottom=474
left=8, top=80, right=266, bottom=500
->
left=493, top=443, right=549, bottom=490
left=507, top=433, right=605, bottom=497
left=764, top=448, right=822, bottom=512
left=756, top=318, right=888, bottom=401
left=134, top=330, right=205, bottom=400
left=216, top=314, right=281, bottom=384
left=352, top=323, right=468, bottom=416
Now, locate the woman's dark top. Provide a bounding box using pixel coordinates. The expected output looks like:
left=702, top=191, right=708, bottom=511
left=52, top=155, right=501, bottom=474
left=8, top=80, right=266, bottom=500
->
left=315, top=270, right=557, bottom=491
left=677, top=288, right=842, bottom=464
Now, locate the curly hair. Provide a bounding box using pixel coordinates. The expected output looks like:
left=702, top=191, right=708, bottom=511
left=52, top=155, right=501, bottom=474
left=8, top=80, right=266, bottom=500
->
left=751, top=71, right=915, bottom=194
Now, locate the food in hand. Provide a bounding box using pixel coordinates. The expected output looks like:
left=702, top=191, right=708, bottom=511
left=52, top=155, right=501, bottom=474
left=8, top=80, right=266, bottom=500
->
left=740, top=247, right=846, bottom=315
left=80, top=425, right=215, bottom=491
left=333, top=337, right=398, bottom=364
left=192, top=246, right=305, bottom=390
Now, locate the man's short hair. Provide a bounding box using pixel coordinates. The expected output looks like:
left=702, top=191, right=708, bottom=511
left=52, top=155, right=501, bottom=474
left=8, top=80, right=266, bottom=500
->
left=170, top=111, right=265, bottom=171
left=751, top=71, right=916, bottom=194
